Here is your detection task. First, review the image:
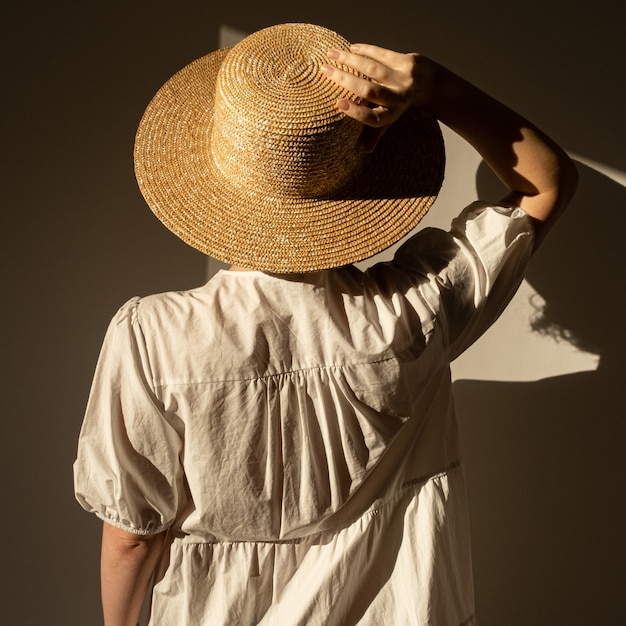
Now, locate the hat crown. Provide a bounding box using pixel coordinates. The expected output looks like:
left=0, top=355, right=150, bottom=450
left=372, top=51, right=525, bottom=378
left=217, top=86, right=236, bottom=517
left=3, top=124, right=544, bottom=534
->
left=210, top=24, right=364, bottom=198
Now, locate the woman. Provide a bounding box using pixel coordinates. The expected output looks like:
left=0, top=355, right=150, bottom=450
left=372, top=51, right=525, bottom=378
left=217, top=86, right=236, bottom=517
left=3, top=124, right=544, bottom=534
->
left=74, top=23, right=577, bottom=625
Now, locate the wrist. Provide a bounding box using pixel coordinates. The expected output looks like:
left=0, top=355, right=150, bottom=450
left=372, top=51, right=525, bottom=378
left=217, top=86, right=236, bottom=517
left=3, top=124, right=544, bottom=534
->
left=409, top=54, right=438, bottom=109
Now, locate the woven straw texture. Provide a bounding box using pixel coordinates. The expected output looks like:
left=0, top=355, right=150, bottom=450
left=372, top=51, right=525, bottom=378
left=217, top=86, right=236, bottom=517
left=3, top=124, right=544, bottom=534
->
left=134, top=23, right=445, bottom=272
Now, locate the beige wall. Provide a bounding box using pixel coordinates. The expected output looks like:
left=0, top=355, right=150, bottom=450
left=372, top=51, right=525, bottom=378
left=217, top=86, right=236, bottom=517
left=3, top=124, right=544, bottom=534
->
left=3, top=2, right=624, bottom=624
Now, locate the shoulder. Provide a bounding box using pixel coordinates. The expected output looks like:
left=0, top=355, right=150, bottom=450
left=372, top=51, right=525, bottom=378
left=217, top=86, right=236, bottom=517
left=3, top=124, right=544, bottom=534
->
left=130, top=285, right=204, bottom=319
left=106, top=286, right=209, bottom=343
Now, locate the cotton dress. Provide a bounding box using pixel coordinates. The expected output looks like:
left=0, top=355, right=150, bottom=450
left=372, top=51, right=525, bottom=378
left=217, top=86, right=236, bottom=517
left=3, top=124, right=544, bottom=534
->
left=74, top=202, right=534, bottom=625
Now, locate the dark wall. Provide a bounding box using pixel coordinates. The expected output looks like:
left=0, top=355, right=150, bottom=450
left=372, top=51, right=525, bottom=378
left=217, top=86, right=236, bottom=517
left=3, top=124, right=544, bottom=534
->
left=3, top=1, right=624, bottom=624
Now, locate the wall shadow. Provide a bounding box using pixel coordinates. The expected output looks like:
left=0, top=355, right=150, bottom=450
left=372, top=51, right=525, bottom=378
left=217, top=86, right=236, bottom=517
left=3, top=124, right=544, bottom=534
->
left=453, top=163, right=626, bottom=624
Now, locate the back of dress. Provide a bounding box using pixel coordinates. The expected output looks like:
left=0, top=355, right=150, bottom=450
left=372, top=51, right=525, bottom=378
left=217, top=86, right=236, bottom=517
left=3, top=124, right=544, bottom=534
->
left=74, top=202, right=533, bottom=625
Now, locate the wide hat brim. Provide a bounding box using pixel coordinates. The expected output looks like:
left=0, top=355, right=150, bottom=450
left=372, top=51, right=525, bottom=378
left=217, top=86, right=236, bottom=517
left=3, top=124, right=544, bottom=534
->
left=134, top=24, right=445, bottom=273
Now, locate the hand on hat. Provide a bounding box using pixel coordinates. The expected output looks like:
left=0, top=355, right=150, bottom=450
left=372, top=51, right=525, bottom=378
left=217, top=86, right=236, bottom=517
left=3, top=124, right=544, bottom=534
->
left=322, top=44, right=434, bottom=152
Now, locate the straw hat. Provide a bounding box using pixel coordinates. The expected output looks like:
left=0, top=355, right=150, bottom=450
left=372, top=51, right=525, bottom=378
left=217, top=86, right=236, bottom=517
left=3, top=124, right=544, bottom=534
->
left=134, top=23, right=445, bottom=273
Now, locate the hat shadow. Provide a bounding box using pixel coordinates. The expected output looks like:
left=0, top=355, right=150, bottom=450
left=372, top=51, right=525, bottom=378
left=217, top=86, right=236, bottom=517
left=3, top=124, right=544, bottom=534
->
left=452, top=161, right=626, bottom=624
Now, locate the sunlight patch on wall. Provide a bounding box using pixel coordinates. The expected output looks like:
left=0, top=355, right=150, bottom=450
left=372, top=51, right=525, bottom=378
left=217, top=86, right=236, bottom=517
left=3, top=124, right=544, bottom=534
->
left=570, top=153, right=626, bottom=187
left=219, top=24, right=249, bottom=48
left=439, top=129, right=604, bottom=382
left=366, top=128, right=605, bottom=383
left=451, top=278, right=600, bottom=382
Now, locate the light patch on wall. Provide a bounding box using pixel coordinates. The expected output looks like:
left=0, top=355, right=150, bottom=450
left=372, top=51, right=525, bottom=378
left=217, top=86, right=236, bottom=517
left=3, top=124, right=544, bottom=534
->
left=451, top=279, right=601, bottom=382
left=441, top=131, right=610, bottom=382
left=364, top=127, right=604, bottom=383
left=219, top=24, right=249, bottom=48
left=570, top=153, right=626, bottom=187
left=451, top=151, right=624, bottom=382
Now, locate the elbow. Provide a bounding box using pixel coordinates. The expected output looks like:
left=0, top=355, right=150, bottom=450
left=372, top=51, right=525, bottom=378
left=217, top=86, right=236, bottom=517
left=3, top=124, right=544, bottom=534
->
left=540, top=148, right=579, bottom=220
left=518, top=152, right=579, bottom=249
left=102, top=522, right=166, bottom=560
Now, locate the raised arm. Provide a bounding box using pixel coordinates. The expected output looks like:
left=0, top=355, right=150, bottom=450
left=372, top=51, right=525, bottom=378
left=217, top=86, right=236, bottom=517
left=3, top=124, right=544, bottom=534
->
left=323, top=44, right=578, bottom=247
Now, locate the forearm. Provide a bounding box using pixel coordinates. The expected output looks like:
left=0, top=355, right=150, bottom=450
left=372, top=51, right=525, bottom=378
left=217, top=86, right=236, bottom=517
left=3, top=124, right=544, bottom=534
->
left=324, top=45, right=578, bottom=245
left=423, top=59, right=578, bottom=234
left=101, top=522, right=166, bottom=626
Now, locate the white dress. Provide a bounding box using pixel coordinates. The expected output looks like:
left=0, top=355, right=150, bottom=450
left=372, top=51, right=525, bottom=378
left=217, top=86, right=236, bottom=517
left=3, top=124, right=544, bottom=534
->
left=74, top=202, right=534, bottom=625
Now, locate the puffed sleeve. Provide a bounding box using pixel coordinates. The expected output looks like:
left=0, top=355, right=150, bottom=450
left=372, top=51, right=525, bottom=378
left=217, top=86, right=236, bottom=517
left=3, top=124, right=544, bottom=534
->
left=395, top=201, right=535, bottom=360
left=73, top=297, right=183, bottom=535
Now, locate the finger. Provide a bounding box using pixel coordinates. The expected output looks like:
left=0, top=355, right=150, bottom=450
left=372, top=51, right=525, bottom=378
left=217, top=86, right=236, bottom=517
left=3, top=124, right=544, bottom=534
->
left=350, top=43, right=409, bottom=69
left=336, top=99, right=395, bottom=127
left=328, top=48, right=396, bottom=87
left=322, top=64, right=399, bottom=108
